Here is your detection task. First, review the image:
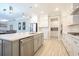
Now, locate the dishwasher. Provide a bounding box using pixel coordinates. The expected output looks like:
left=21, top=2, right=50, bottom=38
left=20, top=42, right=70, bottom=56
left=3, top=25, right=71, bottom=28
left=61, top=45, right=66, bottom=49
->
left=20, top=36, right=34, bottom=56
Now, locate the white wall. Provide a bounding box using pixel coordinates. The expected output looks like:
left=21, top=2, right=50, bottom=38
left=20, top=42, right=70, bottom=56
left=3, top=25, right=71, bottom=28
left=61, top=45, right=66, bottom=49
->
left=38, top=15, right=48, bottom=27
left=38, top=14, right=49, bottom=40
left=7, top=17, right=30, bottom=32
left=30, top=15, right=38, bottom=23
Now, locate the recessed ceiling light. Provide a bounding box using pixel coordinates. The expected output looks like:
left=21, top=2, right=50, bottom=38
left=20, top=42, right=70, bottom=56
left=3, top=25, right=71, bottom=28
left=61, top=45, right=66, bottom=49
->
left=40, top=11, right=44, bottom=14
left=34, top=4, right=38, bottom=8
left=55, top=8, right=59, bottom=11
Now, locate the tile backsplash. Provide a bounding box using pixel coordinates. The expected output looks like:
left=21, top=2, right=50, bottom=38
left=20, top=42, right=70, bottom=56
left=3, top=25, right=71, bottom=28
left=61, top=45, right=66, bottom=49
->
left=68, top=25, right=79, bottom=32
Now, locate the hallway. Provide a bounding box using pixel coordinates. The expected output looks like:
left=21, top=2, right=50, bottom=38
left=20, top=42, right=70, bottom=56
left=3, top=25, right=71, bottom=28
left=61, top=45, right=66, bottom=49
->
left=34, top=38, right=68, bottom=56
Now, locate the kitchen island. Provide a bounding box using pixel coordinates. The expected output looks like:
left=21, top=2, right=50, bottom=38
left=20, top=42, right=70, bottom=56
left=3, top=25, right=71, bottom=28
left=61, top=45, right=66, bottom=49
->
left=0, top=32, right=44, bottom=56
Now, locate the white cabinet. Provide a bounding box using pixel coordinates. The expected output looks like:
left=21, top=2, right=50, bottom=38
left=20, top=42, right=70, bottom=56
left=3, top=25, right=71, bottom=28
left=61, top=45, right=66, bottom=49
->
left=68, top=15, right=79, bottom=26
left=20, top=37, right=34, bottom=56
left=73, top=15, right=79, bottom=24
left=72, top=15, right=79, bottom=25
left=73, top=3, right=79, bottom=10
left=72, top=3, right=79, bottom=15
left=63, top=34, right=73, bottom=55
left=0, top=40, right=2, bottom=56
left=63, top=33, right=79, bottom=56
left=71, top=38, right=79, bottom=56
left=69, top=3, right=79, bottom=25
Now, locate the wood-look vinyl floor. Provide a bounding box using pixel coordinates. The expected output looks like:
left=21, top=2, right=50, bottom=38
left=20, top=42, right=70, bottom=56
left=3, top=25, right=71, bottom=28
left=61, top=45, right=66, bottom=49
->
left=34, top=38, right=68, bottom=56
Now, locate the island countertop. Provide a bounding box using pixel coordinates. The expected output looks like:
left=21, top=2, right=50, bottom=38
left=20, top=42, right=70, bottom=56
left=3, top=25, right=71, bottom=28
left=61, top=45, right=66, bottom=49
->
left=0, top=32, right=43, bottom=41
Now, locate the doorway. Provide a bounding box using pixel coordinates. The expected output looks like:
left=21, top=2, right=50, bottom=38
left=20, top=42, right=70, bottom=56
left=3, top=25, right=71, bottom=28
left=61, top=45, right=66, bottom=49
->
left=48, top=16, right=62, bottom=40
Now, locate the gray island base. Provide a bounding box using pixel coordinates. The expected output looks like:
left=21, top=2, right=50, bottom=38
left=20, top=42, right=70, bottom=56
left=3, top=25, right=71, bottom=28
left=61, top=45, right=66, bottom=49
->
left=0, top=32, right=44, bottom=56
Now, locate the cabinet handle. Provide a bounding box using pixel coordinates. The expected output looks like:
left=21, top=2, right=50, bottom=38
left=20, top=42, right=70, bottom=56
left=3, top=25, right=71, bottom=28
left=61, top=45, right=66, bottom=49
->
left=20, top=40, right=23, bottom=43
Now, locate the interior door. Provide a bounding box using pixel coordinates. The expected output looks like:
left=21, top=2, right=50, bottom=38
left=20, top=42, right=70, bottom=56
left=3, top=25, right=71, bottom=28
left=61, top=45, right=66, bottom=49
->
left=20, top=37, right=34, bottom=56
left=49, top=17, right=59, bottom=38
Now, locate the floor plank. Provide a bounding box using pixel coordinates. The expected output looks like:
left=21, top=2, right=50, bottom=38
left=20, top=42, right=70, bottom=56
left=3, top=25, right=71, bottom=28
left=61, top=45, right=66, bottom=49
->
left=34, top=38, right=68, bottom=56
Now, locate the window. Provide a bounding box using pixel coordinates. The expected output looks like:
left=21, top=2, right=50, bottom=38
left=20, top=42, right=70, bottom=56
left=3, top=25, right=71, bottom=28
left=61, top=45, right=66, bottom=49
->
left=18, top=22, right=21, bottom=30
left=23, top=22, right=26, bottom=30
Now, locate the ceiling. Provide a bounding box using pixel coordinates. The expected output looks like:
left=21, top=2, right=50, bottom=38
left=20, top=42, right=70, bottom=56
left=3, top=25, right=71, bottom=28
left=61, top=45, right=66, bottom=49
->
left=31, top=3, right=73, bottom=15
left=0, top=3, right=73, bottom=19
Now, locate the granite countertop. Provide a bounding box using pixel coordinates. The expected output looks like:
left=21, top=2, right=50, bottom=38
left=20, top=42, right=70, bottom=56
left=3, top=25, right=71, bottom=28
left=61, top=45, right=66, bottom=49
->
left=0, top=32, right=43, bottom=41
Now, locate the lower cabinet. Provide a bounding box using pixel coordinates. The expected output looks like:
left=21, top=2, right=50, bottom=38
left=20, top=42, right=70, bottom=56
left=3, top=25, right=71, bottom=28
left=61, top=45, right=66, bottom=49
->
left=63, top=33, right=79, bottom=56
left=37, top=34, right=41, bottom=49
left=0, top=33, right=44, bottom=56
left=20, top=37, right=34, bottom=56
left=3, top=40, right=12, bottom=56
left=33, top=33, right=44, bottom=53
left=3, top=40, right=19, bottom=56
left=40, top=33, right=44, bottom=45
left=0, top=40, right=2, bottom=56
left=34, top=35, right=39, bottom=53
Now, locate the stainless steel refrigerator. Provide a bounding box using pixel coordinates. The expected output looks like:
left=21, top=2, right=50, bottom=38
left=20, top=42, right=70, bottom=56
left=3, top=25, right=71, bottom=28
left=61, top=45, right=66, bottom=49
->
left=30, top=23, right=38, bottom=32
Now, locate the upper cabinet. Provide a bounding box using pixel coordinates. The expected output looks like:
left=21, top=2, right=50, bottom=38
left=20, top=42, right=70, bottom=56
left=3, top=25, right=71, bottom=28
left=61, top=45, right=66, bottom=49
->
left=71, top=3, right=79, bottom=15
left=68, top=15, right=79, bottom=26
left=68, top=3, right=79, bottom=26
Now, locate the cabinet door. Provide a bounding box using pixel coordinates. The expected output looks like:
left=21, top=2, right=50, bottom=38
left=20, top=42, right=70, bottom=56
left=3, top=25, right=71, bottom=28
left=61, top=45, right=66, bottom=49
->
left=2, top=40, right=19, bottom=56
left=34, top=34, right=44, bottom=53
left=34, top=36, right=38, bottom=53
left=40, top=33, right=44, bottom=45
left=20, top=37, right=34, bottom=56
left=12, top=40, right=19, bottom=56
left=38, top=34, right=43, bottom=48
left=3, top=40, right=12, bottom=56
left=39, top=34, right=42, bottom=47
left=0, top=40, right=2, bottom=56
left=38, top=35, right=40, bottom=48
